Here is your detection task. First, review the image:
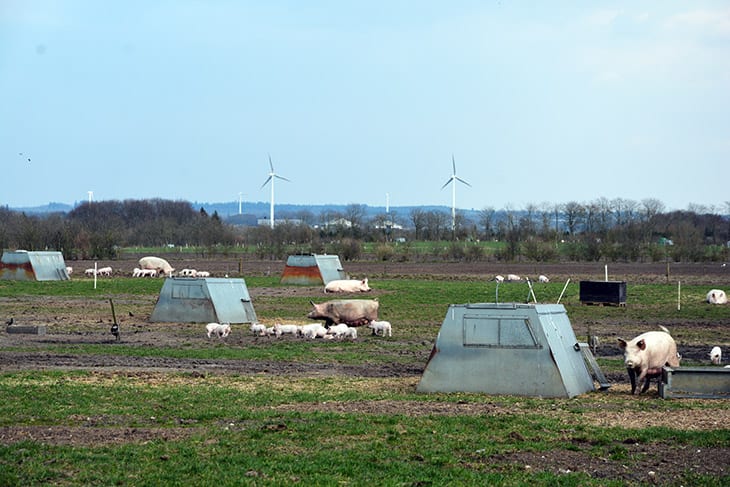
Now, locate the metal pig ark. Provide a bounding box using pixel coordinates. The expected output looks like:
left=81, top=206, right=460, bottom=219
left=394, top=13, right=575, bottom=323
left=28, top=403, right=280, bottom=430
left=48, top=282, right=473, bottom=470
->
left=417, top=303, right=598, bottom=398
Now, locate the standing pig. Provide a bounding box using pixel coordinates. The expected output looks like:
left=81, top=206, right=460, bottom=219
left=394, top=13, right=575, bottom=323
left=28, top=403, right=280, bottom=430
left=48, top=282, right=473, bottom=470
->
left=139, top=256, right=175, bottom=276
left=324, top=278, right=371, bottom=293
left=307, top=299, right=379, bottom=327
left=709, top=346, right=722, bottom=365
left=617, top=326, right=680, bottom=394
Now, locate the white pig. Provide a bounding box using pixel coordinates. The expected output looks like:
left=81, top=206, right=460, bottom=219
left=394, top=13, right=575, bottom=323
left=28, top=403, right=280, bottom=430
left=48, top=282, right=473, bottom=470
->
left=324, top=278, right=371, bottom=293
left=206, top=322, right=231, bottom=338
left=706, top=289, right=727, bottom=304
left=709, top=346, right=722, bottom=365
left=618, top=325, right=680, bottom=394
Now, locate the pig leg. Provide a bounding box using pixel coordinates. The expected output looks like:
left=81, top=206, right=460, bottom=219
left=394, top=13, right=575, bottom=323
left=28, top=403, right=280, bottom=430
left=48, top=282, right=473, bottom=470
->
left=641, top=368, right=663, bottom=393
left=629, top=367, right=652, bottom=395
left=627, top=368, right=638, bottom=394
left=640, top=376, right=652, bottom=394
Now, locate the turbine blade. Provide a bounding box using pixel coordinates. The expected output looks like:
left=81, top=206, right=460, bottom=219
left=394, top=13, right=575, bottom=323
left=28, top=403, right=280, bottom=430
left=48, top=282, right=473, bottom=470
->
left=455, top=176, right=471, bottom=187
left=452, top=154, right=456, bottom=174
left=275, top=175, right=291, bottom=182
left=268, top=154, right=274, bottom=172
left=260, top=176, right=272, bottom=189
left=440, top=178, right=453, bottom=190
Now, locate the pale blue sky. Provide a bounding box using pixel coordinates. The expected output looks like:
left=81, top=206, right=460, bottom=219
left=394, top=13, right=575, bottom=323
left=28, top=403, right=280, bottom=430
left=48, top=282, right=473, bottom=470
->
left=2, top=1, right=728, bottom=212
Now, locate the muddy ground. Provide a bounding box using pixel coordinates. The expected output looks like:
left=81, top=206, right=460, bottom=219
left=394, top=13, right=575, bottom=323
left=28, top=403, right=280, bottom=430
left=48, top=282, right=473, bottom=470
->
left=2, top=258, right=729, bottom=483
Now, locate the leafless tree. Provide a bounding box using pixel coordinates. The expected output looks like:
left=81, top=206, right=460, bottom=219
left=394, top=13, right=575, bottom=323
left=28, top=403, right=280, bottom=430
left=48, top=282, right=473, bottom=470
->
left=563, top=201, right=585, bottom=235
left=478, top=206, right=496, bottom=240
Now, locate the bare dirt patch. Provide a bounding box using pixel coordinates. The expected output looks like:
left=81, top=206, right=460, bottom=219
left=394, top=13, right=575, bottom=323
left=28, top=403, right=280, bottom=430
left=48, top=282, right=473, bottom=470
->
left=485, top=445, right=729, bottom=484
left=0, top=425, right=198, bottom=446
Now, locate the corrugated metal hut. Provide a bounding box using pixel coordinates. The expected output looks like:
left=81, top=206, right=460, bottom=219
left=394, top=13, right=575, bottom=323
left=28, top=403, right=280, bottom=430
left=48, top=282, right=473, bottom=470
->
left=150, top=277, right=257, bottom=324
left=280, top=254, right=347, bottom=286
left=417, top=303, right=596, bottom=398
left=0, top=250, right=70, bottom=281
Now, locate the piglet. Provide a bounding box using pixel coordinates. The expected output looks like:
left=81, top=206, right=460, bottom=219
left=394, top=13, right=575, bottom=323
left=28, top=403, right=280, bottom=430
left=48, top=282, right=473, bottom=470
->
left=710, top=346, right=722, bottom=365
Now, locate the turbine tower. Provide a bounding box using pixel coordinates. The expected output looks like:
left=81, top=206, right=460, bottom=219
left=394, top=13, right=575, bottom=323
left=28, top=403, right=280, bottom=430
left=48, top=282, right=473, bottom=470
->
left=260, top=154, right=290, bottom=229
left=440, top=154, right=471, bottom=233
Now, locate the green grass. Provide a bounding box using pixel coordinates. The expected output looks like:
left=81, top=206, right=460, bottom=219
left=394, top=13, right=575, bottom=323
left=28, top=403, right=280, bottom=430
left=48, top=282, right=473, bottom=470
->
left=1, top=276, right=728, bottom=485
left=0, top=278, right=164, bottom=297
left=0, top=371, right=727, bottom=486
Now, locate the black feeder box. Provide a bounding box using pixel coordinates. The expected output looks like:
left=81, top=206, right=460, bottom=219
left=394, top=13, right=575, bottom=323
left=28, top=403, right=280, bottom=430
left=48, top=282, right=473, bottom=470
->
left=579, top=280, right=627, bottom=306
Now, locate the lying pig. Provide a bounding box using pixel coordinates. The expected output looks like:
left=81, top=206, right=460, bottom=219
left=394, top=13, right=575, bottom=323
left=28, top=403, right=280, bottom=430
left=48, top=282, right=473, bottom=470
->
left=324, top=278, right=371, bottom=293
left=618, top=325, right=680, bottom=394
left=706, top=289, right=727, bottom=304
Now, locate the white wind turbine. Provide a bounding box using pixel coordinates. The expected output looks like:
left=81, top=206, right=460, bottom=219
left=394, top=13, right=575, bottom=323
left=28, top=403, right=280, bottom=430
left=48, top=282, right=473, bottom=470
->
left=440, top=154, right=471, bottom=233
left=260, top=154, right=290, bottom=229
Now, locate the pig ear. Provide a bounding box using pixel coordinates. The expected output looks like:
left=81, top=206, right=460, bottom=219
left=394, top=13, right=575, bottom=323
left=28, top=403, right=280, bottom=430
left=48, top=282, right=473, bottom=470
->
left=637, top=339, right=646, bottom=351
left=618, top=338, right=627, bottom=349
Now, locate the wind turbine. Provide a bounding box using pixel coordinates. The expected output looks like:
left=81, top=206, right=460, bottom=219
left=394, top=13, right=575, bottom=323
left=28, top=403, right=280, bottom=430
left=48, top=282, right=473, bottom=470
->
left=260, top=154, right=290, bottom=229
left=440, top=154, right=471, bottom=233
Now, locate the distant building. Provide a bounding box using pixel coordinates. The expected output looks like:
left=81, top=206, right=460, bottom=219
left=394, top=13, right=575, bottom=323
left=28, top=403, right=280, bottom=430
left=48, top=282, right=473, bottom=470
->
left=256, top=217, right=303, bottom=227
left=226, top=214, right=258, bottom=227
left=374, top=220, right=404, bottom=231
left=325, top=218, right=352, bottom=228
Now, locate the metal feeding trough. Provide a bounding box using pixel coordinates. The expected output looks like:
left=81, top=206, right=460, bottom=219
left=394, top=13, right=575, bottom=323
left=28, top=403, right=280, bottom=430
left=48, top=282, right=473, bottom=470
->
left=659, top=366, right=730, bottom=399
left=417, top=303, right=607, bottom=398
left=579, top=280, right=627, bottom=306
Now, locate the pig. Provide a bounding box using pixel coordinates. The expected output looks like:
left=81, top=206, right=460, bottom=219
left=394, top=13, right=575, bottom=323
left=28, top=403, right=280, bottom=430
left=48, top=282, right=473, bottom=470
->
left=538, top=275, right=549, bottom=283
left=97, top=266, right=112, bottom=276
left=706, top=289, right=727, bottom=304
left=250, top=322, right=267, bottom=336
left=138, top=256, right=175, bottom=276
left=618, top=325, right=680, bottom=394
left=325, top=323, right=350, bottom=338
left=273, top=323, right=300, bottom=338
left=709, top=346, right=722, bottom=365
left=206, top=322, right=231, bottom=338
left=367, top=320, right=392, bottom=337
left=307, top=299, right=379, bottom=327
left=300, top=323, right=328, bottom=339
left=324, top=278, right=371, bottom=293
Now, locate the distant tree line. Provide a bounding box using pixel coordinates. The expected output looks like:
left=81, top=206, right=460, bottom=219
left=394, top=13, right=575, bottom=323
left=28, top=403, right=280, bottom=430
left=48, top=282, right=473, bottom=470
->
left=0, top=199, right=234, bottom=259
left=0, top=198, right=728, bottom=263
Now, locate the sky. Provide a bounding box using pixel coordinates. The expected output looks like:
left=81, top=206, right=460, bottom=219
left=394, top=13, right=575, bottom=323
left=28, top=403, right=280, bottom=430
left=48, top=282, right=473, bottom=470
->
left=1, top=1, right=729, bottom=212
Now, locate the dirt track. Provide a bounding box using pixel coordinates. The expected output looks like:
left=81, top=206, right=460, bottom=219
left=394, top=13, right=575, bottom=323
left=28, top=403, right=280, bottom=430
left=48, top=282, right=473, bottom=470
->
left=71, top=256, right=730, bottom=285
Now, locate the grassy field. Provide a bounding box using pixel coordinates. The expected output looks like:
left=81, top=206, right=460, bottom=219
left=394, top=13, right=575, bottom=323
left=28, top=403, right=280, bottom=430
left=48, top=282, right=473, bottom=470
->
left=1, top=275, right=729, bottom=486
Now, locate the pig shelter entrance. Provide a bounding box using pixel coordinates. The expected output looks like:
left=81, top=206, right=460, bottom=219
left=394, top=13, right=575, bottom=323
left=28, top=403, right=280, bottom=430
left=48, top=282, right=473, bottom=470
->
left=280, top=254, right=348, bottom=286
left=417, top=303, right=598, bottom=398
left=0, top=250, right=70, bottom=281
left=150, top=277, right=257, bottom=324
